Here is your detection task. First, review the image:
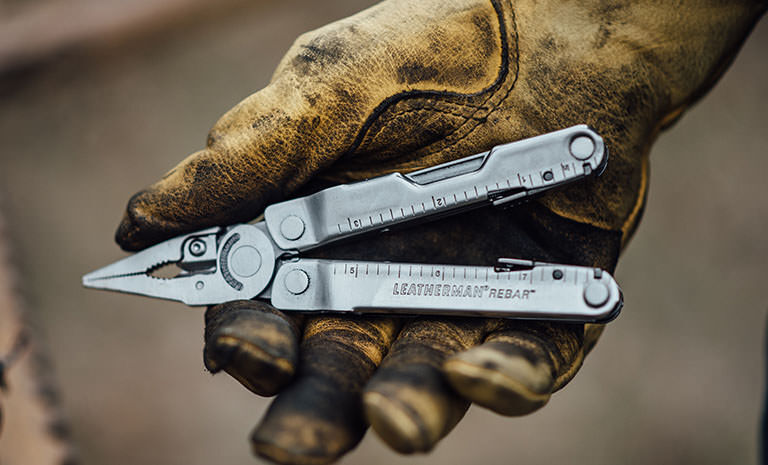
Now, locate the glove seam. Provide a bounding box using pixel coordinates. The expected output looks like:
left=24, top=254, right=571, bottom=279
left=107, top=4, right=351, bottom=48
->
left=344, top=0, right=519, bottom=159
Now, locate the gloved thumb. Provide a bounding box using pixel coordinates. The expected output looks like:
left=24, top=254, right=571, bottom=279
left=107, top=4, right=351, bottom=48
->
left=115, top=82, right=341, bottom=251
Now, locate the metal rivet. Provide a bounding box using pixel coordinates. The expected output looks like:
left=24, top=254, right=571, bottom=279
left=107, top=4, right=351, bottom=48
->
left=584, top=282, right=610, bottom=307
left=230, top=246, right=262, bottom=278
left=552, top=269, right=563, bottom=280
left=195, top=281, right=204, bottom=290
left=284, top=269, right=310, bottom=295
left=280, top=215, right=305, bottom=240
left=189, top=239, right=206, bottom=256
left=570, top=135, right=595, bottom=160
left=543, top=171, right=554, bottom=182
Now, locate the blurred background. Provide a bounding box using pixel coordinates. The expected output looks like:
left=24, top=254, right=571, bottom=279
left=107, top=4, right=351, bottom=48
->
left=0, top=1, right=766, bottom=464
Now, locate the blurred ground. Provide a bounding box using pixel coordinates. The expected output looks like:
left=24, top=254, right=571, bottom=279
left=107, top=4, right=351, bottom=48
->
left=0, top=1, right=766, bottom=464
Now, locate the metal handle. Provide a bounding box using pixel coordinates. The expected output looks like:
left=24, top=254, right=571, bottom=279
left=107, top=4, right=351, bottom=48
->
left=264, top=125, right=606, bottom=251
left=270, top=258, right=622, bottom=323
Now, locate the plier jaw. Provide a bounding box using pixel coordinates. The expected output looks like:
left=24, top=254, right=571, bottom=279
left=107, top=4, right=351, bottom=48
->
left=82, top=225, right=279, bottom=305
left=82, top=227, right=222, bottom=304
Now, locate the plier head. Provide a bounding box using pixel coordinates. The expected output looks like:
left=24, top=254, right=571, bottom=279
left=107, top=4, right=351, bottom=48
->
left=82, top=224, right=279, bottom=305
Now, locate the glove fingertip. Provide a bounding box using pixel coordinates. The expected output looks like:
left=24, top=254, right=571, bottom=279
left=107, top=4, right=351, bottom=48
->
left=205, top=331, right=296, bottom=397
left=443, top=344, right=554, bottom=417
left=114, top=188, right=175, bottom=251
left=204, top=301, right=300, bottom=397
left=114, top=202, right=148, bottom=252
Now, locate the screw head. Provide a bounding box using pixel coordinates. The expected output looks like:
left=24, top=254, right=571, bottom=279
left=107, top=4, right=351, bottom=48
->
left=189, top=239, right=207, bottom=256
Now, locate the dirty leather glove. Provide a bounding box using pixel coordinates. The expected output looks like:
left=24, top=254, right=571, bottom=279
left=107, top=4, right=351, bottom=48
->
left=115, top=1, right=766, bottom=463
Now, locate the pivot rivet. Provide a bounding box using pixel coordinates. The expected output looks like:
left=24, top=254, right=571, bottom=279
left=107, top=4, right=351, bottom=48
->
left=280, top=215, right=305, bottom=240
left=584, top=282, right=610, bottom=307
left=570, top=135, right=595, bottom=160
left=230, top=246, right=262, bottom=278
left=284, top=269, right=310, bottom=295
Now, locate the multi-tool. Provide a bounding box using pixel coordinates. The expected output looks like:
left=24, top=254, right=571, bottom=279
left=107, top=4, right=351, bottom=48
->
left=83, top=125, right=623, bottom=323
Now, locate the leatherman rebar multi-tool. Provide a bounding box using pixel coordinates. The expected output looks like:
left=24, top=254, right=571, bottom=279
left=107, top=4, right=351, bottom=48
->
left=83, top=125, right=623, bottom=322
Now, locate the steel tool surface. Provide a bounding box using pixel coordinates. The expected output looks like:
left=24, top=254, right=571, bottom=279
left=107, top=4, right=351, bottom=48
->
left=83, top=125, right=623, bottom=322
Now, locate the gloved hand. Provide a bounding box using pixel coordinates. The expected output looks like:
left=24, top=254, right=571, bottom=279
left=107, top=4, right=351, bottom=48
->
left=115, top=1, right=766, bottom=463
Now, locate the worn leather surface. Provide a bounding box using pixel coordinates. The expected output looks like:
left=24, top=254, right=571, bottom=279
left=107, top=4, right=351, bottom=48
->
left=114, top=0, right=766, bottom=463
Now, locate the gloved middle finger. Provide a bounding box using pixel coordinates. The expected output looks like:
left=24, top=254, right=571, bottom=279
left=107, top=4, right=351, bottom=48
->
left=251, top=315, right=400, bottom=465
left=363, top=316, right=494, bottom=453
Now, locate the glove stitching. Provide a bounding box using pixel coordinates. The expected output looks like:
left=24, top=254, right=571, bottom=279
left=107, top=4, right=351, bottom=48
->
left=361, top=104, right=486, bottom=154
left=343, top=0, right=517, bottom=159
left=427, top=8, right=519, bottom=159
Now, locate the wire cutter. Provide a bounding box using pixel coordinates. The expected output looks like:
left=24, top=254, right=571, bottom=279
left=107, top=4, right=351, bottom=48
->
left=83, top=125, right=623, bottom=322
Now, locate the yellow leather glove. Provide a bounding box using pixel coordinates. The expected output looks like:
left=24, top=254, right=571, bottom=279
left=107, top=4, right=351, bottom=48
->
left=115, top=1, right=766, bottom=464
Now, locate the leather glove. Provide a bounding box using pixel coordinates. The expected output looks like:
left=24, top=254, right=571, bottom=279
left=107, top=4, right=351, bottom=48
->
left=114, top=1, right=766, bottom=463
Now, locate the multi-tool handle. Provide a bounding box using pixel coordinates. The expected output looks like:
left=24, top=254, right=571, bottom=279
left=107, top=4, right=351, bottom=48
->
left=270, top=258, right=622, bottom=322
left=264, top=125, right=606, bottom=252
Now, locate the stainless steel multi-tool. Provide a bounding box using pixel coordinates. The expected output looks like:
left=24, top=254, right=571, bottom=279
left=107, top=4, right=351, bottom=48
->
left=83, top=125, right=623, bottom=322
